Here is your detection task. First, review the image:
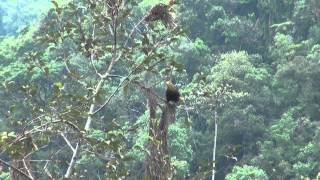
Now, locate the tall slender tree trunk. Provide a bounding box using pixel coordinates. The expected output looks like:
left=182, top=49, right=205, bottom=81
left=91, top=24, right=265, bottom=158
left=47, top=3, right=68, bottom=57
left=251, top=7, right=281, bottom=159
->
left=212, top=109, right=218, bottom=180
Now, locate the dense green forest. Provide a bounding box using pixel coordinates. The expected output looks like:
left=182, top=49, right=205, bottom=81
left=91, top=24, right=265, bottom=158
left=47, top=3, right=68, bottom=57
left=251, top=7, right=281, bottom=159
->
left=0, top=0, right=320, bottom=179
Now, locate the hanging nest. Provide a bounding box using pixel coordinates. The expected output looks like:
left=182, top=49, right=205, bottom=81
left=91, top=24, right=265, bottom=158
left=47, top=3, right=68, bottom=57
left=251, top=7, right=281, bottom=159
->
left=144, top=3, right=176, bottom=29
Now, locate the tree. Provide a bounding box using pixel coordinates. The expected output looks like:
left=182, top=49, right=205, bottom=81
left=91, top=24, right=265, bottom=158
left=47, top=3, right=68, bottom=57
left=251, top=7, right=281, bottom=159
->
left=0, top=0, right=185, bottom=178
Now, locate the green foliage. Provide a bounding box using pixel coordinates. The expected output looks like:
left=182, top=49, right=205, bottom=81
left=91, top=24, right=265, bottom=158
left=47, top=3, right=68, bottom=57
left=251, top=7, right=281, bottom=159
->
left=309, top=24, right=320, bottom=43
left=226, top=165, right=268, bottom=180
left=0, top=0, right=51, bottom=35
left=139, top=0, right=168, bottom=9
left=169, top=122, right=193, bottom=160
left=1, top=0, right=320, bottom=179
left=183, top=51, right=271, bottom=178
left=126, top=111, right=149, bottom=161
left=270, top=33, right=302, bottom=64
left=252, top=108, right=320, bottom=179
left=171, top=156, right=189, bottom=178
left=0, top=171, right=10, bottom=180
left=169, top=121, right=193, bottom=176
left=270, top=108, right=298, bottom=143
left=174, top=37, right=212, bottom=78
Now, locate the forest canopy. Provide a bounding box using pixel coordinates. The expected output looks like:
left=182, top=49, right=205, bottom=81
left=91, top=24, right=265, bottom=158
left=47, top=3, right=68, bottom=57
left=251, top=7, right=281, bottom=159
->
left=0, top=0, right=320, bottom=179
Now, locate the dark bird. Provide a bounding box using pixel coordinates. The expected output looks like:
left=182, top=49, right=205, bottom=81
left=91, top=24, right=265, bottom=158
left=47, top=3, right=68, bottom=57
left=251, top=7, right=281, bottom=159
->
left=165, top=81, right=180, bottom=103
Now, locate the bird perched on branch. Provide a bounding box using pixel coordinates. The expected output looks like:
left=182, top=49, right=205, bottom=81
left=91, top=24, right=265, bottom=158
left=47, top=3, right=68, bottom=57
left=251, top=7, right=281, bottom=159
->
left=166, top=81, right=180, bottom=103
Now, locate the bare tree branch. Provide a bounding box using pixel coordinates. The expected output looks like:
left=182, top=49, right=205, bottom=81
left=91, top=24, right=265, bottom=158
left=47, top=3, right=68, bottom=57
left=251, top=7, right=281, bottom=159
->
left=61, top=133, right=76, bottom=152
left=22, top=158, right=34, bottom=180
left=43, top=160, right=54, bottom=180
left=0, top=158, right=33, bottom=180
left=64, top=142, right=80, bottom=178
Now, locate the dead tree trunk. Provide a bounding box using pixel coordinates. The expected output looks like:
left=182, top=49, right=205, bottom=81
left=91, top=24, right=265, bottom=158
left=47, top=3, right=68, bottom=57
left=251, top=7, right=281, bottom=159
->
left=144, top=88, right=176, bottom=179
